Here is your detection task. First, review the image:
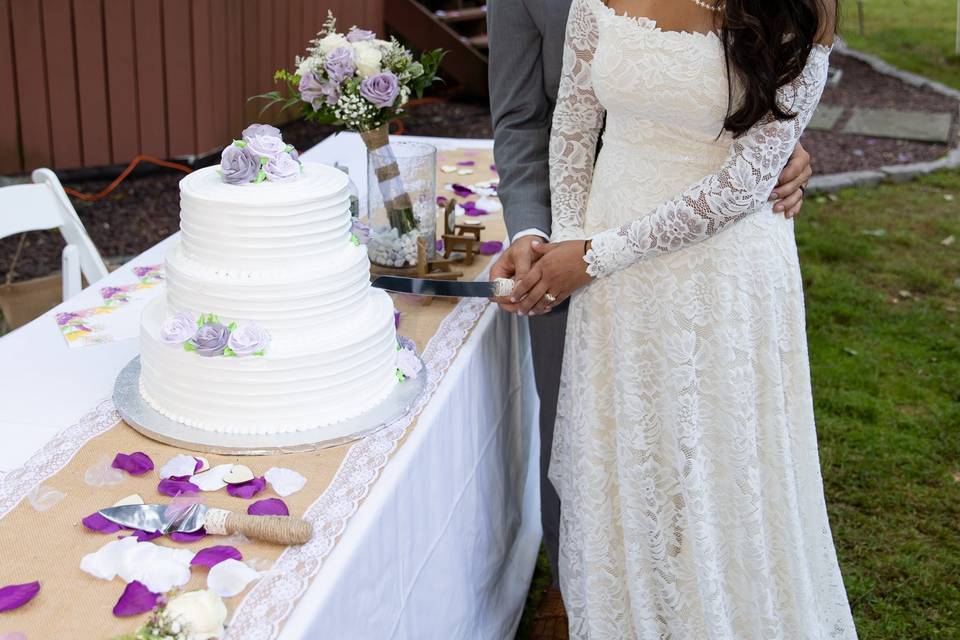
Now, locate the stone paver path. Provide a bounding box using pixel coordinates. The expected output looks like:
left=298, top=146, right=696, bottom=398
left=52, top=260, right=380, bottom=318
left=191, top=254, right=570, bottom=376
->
left=842, top=107, right=954, bottom=144
left=807, top=105, right=845, bottom=131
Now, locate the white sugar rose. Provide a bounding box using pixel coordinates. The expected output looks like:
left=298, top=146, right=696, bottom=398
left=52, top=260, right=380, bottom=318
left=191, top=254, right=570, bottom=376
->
left=165, top=589, right=228, bottom=640
left=353, top=42, right=383, bottom=78
left=319, top=33, right=348, bottom=54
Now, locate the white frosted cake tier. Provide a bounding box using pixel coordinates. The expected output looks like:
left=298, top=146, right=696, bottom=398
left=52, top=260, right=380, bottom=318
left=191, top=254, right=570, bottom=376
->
left=164, top=241, right=372, bottom=337
left=139, top=292, right=399, bottom=434
left=178, top=163, right=352, bottom=269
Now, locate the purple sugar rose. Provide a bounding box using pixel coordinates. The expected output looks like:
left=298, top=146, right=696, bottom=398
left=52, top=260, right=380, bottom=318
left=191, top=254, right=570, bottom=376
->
left=245, top=131, right=286, bottom=159
left=189, top=323, right=231, bottom=357
left=226, top=323, right=270, bottom=357
left=346, top=28, right=375, bottom=42
left=263, top=152, right=301, bottom=183
left=324, top=46, right=356, bottom=83
left=241, top=124, right=281, bottom=143
left=359, top=72, right=400, bottom=108
left=221, top=143, right=260, bottom=185
left=160, top=311, right=197, bottom=346
left=350, top=218, right=371, bottom=244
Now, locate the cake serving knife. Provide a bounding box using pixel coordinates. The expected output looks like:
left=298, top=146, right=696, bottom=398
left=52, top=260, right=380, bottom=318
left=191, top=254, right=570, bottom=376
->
left=371, top=276, right=515, bottom=299
left=98, top=503, right=313, bottom=545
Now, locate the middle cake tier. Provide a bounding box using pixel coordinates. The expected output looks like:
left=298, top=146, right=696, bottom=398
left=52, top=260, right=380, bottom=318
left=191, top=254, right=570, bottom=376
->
left=164, top=239, right=375, bottom=336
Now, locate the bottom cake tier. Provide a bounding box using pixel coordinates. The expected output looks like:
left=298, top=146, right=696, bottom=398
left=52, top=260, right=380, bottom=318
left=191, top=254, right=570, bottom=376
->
left=138, top=290, right=399, bottom=434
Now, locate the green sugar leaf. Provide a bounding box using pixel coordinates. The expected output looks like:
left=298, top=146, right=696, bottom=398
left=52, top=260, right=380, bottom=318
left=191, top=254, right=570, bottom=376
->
left=183, top=342, right=196, bottom=352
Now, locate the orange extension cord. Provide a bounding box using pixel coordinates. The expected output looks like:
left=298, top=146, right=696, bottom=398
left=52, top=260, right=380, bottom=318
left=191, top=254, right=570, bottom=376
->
left=62, top=155, right=193, bottom=202
left=61, top=96, right=450, bottom=202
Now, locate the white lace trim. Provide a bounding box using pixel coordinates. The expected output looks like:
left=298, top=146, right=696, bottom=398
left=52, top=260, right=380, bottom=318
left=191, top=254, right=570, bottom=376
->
left=0, top=279, right=493, bottom=640
left=0, top=399, right=121, bottom=520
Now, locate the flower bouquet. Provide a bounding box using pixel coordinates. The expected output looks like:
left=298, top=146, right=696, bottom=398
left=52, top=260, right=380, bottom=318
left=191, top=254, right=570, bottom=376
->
left=257, top=13, right=444, bottom=253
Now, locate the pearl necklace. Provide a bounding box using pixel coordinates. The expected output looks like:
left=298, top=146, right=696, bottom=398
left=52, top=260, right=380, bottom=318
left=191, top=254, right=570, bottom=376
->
left=690, top=0, right=724, bottom=11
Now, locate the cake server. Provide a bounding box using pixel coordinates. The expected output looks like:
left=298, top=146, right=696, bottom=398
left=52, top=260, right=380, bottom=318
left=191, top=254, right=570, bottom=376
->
left=98, top=503, right=313, bottom=545
left=372, top=276, right=515, bottom=298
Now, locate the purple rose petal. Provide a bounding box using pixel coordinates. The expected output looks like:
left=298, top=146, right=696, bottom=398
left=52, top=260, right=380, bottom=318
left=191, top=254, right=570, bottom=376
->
left=451, top=184, right=473, bottom=197
left=436, top=196, right=448, bottom=207
left=125, top=529, right=163, bottom=542
left=157, top=478, right=200, bottom=497
left=247, top=498, right=289, bottom=516
left=490, top=164, right=497, bottom=173
left=83, top=511, right=122, bottom=534
left=191, top=545, right=243, bottom=568
left=112, top=580, right=161, bottom=617
left=170, top=528, right=207, bottom=543
left=479, top=241, right=504, bottom=256
left=462, top=201, right=488, bottom=217
left=456, top=160, right=475, bottom=166
left=436, top=239, right=444, bottom=252
left=226, top=476, right=266, bottom=499
left=111, top=452, right=154, bottom=476
left=0, top=581, right=40, bottom=612
left=394, top=309, right=401, bottom=329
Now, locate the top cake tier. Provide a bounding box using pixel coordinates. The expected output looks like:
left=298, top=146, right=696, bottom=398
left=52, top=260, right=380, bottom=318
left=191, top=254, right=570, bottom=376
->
left=178, top=162, right=351, bottom=269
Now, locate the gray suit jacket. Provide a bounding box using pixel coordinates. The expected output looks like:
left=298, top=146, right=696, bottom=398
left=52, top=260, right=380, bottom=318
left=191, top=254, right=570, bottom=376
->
left=488, top=0, right=572, bottom=239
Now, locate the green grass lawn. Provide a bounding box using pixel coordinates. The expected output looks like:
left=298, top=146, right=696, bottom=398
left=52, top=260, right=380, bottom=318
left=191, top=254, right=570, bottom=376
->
left=517, top=169, right=960, bottom=638
left=840, top=0, right=960, bottom=90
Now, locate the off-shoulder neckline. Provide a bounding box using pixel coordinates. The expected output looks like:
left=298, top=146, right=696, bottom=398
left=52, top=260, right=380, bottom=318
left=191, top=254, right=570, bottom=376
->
left=585, top=0, right=834, bottom=53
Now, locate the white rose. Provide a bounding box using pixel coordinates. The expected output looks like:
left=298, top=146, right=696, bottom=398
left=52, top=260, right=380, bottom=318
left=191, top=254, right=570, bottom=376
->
left=353, top=42, right=383, bottom=78
left=297, top=56, right=317, bottom=77
left=165, top=590, right=228, bottom=640
left=319, top=33, right=348, bottom=54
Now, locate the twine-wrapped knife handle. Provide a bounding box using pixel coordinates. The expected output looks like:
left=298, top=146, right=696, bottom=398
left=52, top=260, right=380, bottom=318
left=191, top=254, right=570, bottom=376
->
left=205, top=508, right=312, bottom=545
left=491, top=278, right=515, bottom=298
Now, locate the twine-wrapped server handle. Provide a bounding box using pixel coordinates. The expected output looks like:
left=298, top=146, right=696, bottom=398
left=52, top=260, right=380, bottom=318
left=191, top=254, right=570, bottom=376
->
left=205, top=507, right=312, bottom=545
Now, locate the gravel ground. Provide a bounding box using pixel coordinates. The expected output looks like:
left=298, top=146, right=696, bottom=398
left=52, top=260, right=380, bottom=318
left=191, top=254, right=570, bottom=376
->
left=1, top=51, right=955, bottom=283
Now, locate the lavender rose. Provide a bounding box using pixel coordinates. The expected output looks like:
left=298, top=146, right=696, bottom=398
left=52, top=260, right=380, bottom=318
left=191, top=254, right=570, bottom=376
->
left=189, top=323, right=231, bottom=357
left=227, top=323, right=270, bottom=357
left=160, top=312, right=197, bottom=346
left=264, top=152, right=301, bottom=182
left=359, top=72, right=399, bottom=108
left=350, top=218, right=371, bottom=245
left=324, top=46, right=356, bottom=84
left=397, top=347, right=422, bottom=379
left=220, top=144, right=260, bottom=184
left=241, top=124, right=281, bottom=143
left=245, top=131, right=286, bottom=159
left=299, top=72, right=340, bottom=108
left=346, top=28, right=375, bottom=42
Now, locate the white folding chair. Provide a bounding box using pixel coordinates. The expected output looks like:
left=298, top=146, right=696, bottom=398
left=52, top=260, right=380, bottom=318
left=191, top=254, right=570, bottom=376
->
left=0, top=168, right=109, bottom=300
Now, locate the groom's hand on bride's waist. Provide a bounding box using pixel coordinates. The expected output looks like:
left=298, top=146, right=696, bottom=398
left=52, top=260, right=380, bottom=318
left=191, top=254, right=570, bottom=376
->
left=491, top=235, right=545, bottom=313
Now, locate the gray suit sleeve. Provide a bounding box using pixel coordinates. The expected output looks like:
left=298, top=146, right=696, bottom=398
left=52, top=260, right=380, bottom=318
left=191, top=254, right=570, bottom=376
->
left=488, top=0, right=552, bottom=239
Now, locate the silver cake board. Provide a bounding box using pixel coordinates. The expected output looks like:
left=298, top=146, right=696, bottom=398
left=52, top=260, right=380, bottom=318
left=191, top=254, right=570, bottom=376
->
left=113, top=356, right=427, bottom=456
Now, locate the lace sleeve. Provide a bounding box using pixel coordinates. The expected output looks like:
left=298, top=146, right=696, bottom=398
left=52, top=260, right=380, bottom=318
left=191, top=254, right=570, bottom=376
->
left=548, top=0, right=605, bottom=243
left=584, top=46, right=831, bottom=278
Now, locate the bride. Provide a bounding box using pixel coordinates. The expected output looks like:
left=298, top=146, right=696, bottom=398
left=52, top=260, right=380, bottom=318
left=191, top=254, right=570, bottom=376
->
left=506, top=0, right=857, bottom=637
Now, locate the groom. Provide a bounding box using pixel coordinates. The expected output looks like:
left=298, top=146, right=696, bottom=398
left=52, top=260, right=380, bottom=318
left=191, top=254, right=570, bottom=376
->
left=487, top=0, right=813, bottom=617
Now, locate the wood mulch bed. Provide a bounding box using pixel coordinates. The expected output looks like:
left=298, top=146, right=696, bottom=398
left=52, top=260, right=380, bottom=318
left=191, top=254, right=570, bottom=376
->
left=1, top=51, right=955, bottom=283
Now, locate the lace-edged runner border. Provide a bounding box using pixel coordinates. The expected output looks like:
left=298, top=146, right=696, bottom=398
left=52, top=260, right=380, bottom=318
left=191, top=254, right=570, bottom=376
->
left=0, top=289, right=492, bottom=640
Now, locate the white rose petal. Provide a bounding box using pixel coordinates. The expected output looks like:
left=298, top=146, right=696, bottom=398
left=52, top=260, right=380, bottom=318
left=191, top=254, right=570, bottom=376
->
left=440, top=165, right=458, bottom=174
left=160, top=454, right=200, bottom=479
left=112, top=493, right=144, bottom=507
left=165, top=589, right=228, bottom=640
left=264, top=467, right=307, bottom=497
left=80, top=537, right=137, bottom=581
left=353, top=42, right=383, bottom=78
left=319, top=33, right=348, bottom=54
left=80, top=538, right=193, bottom=593
left=207, top=558, right=260, bottom=597
left=191, top=464, right=234, bottom=492
left=223, top=464, right=255, bottom=485
left=476, top=196, right=502, bottom=213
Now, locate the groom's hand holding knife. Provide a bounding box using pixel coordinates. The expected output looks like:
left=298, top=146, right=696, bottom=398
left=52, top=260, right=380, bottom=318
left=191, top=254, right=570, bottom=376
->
left=491, top=235, right=545, bottom=313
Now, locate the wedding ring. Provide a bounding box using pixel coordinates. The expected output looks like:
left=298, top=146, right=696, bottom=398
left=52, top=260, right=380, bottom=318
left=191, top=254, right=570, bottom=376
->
left=544, top=293, right=557, bottom=304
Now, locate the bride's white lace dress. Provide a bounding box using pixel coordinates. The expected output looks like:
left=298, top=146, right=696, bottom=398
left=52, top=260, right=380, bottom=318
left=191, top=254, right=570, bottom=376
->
left=547, top=0, right=858, bottom=637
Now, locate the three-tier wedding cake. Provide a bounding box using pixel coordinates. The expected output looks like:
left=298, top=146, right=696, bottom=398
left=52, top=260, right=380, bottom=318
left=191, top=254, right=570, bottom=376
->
left=138, top=125, right=402, bottom=434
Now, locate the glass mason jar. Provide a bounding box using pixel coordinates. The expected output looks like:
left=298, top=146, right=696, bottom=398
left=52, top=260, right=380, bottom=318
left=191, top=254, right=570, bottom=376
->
left=365, top=141, right=437, bottom=269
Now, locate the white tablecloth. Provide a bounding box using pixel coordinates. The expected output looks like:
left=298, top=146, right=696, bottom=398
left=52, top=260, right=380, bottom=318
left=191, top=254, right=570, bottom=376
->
left=0, top=135, right=541, bottom=639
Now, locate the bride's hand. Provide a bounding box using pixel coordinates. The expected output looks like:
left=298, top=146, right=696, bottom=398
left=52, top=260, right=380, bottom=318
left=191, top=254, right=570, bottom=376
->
left=511, top=240, right=593, bottom=315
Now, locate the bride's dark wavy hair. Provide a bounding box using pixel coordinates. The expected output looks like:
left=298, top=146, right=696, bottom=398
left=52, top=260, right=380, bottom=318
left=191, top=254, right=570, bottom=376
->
left=719, top=0, right=835, bottom=136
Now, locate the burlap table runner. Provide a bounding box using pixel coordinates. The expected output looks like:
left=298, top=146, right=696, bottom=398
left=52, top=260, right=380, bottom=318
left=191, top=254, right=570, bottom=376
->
left=0, top=149, right=504, bottom=639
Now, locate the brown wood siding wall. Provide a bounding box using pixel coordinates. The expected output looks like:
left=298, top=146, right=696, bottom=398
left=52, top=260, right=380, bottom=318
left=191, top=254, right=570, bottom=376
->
left=1, top=0, right=383, bottom=175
